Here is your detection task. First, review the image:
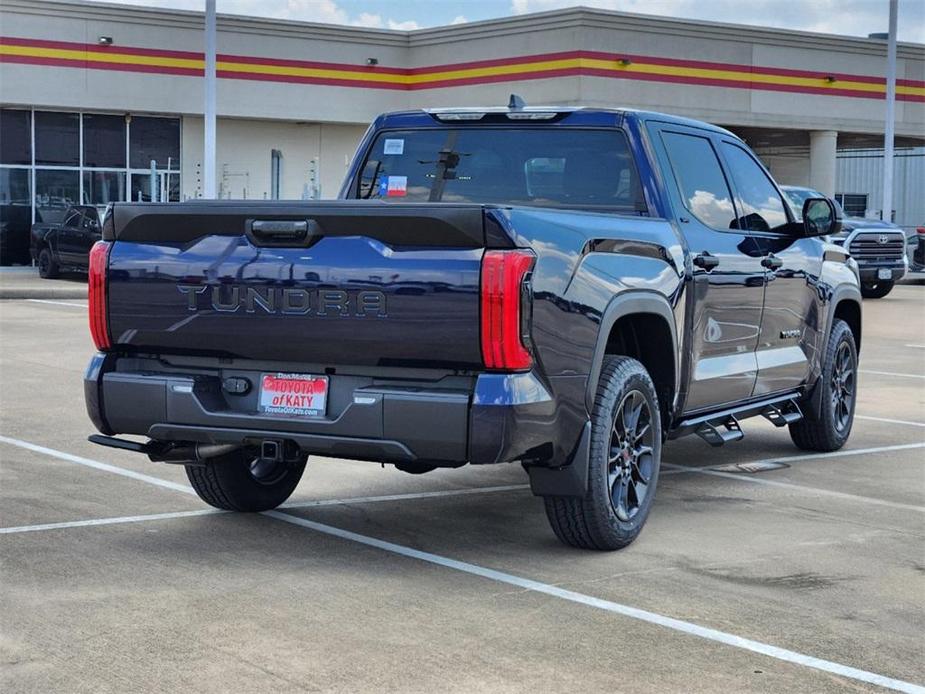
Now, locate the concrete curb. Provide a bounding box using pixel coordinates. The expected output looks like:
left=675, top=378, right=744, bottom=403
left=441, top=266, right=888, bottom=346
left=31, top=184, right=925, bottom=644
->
left=0, top=288, right=88, bottom=300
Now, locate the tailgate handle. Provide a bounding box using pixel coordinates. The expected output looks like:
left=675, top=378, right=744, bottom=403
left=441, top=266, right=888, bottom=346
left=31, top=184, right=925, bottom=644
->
left=247, top=219, right=321, bottom=246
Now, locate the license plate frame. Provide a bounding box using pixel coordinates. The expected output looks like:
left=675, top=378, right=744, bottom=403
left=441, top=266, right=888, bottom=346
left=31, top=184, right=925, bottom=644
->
left=258, top=372, right=328, bottom=418
left=877, top=268, right=892, bottom=280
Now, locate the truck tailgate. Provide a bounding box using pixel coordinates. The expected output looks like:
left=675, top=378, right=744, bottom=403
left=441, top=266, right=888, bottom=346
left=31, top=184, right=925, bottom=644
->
left=104, top=202, right=499, bottom=368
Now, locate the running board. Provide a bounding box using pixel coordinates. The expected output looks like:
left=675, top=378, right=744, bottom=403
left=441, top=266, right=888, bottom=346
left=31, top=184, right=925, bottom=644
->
left=671, top=392, right=803, bottom=446
left=695, top=415, right=744, bottom=447
left=761, top=400, right=803, bottom=427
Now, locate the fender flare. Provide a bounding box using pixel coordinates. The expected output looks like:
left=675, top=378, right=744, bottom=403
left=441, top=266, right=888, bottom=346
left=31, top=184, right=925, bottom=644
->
left=825, top=283, right=862, bottom=352
left=528, top=291, right=678, bottom=499
left=584, top=291, right=679, bottom=415
left=806, top=283, right=862, bottom=418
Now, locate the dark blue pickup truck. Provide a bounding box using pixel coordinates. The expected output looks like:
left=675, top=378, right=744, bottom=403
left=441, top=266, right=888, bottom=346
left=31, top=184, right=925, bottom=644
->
left=85, top=104, right=862, bottom=550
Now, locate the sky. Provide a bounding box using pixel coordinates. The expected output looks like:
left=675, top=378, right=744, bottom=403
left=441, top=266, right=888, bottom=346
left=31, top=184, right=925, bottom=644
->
left=85, top=0, right=925, bottom=43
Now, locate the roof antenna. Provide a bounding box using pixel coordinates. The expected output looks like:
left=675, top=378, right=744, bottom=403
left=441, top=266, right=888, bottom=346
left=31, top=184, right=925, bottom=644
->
left=508, top=93, right=526, bottom=110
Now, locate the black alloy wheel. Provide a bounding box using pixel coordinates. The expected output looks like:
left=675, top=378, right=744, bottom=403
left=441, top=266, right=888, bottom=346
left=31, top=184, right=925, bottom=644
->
left=830, top=340, right=855, bottom=434
left=608, top=390, right=655, bottom=522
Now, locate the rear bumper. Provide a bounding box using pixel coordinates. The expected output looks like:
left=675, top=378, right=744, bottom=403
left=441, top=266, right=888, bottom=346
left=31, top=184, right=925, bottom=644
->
left=84, top=354, right=575, bottom=467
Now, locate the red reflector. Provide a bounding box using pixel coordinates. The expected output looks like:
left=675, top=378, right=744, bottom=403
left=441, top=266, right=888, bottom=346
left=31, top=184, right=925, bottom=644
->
left=88, top=241, right=111, bottom=351
left=917, top=227, right=925, bottom=236
left=480, top=250, right=535, bottom=371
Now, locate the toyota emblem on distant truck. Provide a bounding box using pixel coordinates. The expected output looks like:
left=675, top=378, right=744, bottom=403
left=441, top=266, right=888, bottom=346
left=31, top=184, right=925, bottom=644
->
left=878, top=234, right=890, bottom=244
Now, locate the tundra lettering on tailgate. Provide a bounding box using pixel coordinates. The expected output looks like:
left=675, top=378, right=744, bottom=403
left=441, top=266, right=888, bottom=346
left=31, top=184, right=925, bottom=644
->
left=177, top=284, right=387, bottom=317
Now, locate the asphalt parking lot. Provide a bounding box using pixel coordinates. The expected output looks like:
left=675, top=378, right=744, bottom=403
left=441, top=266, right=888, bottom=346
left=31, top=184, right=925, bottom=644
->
left=1, top=287, right=923, bottom=693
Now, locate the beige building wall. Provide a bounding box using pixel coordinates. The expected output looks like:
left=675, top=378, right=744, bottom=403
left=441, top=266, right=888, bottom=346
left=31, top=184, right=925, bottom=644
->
left=180, top=118, right=366, bottom=200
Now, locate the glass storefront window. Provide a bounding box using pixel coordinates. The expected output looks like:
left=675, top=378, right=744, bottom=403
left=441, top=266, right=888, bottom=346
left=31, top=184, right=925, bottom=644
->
left=83, top=170, right=126, bottom=207
left=0, top=109, right=31, bottom=165
left=0, top=168, right=32, bottom=264
left=129, top=116, right=180, bottom=169
left=130, top=172, right=180, bottom=203
left=35, top=111, right=79, bottom=166
left=83, top=114, right=126, bottom=168
left=35, top=169, right=79, bottom=224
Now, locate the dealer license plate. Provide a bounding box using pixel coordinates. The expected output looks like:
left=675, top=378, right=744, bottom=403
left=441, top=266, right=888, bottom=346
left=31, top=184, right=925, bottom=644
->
left=259, top=373, right=328, bottom=417
left=878, top=268, right=892, bottom=280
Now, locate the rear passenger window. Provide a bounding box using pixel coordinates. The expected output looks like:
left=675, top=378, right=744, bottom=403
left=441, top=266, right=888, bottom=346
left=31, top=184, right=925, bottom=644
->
left=661, top=132, right=737, bottom=230
left=720, top=143, right=789, bottom=233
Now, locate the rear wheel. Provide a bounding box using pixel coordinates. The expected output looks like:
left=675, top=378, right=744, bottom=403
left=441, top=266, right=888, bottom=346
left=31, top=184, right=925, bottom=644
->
left=861, top=281, right=893, bottom=299
left=790, top=318, right=857, bottom=452
left=186, top=448, right=307, bottom=512
left=543, top=356, right=661, bottom=550
left=37, top=248, right=58, bottom=279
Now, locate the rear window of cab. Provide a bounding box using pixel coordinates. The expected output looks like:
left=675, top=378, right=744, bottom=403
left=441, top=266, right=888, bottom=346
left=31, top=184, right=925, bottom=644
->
left=354, top=128, right=647, bottom=214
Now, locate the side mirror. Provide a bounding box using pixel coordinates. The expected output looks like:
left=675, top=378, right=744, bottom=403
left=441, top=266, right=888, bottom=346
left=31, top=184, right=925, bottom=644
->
left=802, top=197, right=841, bottom=237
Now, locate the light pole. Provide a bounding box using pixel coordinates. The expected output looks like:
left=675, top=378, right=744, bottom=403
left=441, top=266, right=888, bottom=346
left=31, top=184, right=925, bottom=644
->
left=882, top=0, right=898, bottom=222
left=203, top=0, right=217, bottom=199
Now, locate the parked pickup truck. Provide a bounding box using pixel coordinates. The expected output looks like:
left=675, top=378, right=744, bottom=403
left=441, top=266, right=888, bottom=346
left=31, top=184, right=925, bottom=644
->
left=31, top=205, right=102, bottom=278
left=85, top=105, right=862, bottom=550
left=782, top=186, right=907, bottom=299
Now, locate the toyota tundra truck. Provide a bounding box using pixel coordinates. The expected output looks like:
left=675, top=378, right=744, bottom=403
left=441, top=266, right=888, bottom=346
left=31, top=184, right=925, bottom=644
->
left=84, top=104, right=862, bottom=550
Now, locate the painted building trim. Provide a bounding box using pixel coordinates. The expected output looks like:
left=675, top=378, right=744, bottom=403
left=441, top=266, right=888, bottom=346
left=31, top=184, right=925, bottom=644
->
left=2, top=37, right=923, bottom=101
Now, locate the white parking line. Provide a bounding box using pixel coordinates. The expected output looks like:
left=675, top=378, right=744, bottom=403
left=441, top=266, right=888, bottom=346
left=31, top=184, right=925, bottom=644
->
left=0, top=486, right=533, bottom=535
left=860, top=369, right=925, bottom=380
left=0, top=509, right=223, bottom=535
left=904, top=344, right=925, bottom=349
left=23, top=299, right=88, bottom=308
left=662, top=442, right=925, bottom=514
left=6, top=437, right=925, bottom=692
left=0, top=435, right=195, bottom=495
left=857, top=414, right=925, bottom=428
left=283, top=485, right=529, bottom=509
left=265, top=511, right=924, bottom=694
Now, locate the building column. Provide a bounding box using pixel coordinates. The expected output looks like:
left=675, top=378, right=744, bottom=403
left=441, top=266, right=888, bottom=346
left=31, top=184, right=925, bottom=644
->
left=809, top=130, right=838, bottom=197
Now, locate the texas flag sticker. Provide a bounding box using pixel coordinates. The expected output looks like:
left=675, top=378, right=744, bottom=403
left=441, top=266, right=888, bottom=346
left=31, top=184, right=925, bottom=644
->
left=386, top=175, right=408, bottom=197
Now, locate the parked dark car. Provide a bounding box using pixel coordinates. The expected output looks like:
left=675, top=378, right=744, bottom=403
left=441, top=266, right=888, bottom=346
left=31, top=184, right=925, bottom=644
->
left=31, top=205, right=102, bottom=278
left=85, top=105, right=861, bottom=550
left=782, top=186, right=907, bottom=298
left=911, top=225, right=925, bottom=273
left=0, top=204, right=34, bottom=266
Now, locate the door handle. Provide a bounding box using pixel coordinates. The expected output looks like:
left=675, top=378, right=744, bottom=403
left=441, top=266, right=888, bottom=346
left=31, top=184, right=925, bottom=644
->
left=693, top=252, right=720, bottom=271
left=761, top=254, right=783, bottom=270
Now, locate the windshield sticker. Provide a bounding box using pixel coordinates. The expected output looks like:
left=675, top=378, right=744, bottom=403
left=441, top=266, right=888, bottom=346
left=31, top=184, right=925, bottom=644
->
left=383, top=138, right=404, bottom=155
left=386, top=176, right=408, bottom=197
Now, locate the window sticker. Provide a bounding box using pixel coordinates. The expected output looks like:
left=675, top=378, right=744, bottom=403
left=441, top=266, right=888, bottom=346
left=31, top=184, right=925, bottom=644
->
left=383, top=139, right=404, bottom=155
left=386, top=175, right=408, bottom=197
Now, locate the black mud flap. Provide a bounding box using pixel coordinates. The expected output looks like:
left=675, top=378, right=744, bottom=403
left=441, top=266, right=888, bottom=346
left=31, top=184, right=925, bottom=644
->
left=524, top=421, right=591, bottom=497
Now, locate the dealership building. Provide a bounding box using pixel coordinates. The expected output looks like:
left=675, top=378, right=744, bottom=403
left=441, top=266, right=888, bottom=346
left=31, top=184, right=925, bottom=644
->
left=1, top=0, right=924, bottom=254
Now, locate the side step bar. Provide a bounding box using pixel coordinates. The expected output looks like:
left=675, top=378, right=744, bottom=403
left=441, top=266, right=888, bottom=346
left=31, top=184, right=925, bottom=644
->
left=695, top=415, right=743, bottom=447
left=672, top=393, right=804, bottom=447
left=88, top=434, right=240, bottom=465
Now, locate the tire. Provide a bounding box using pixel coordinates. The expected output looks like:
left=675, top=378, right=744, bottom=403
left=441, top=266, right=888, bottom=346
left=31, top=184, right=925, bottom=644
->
left=789, top=318, right=857, bottom=452
left=185, top=448, right=307, bottom=512
left=37, top=247, right=59, bottom=279
left=861, top=281, right=893, bottom=299
left=543, top=356, right=662, bottom=550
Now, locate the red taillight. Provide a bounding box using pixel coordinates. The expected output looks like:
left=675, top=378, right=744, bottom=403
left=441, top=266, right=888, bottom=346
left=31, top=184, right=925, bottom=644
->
left=916, top=226, right=925, bottom=236
left=88, top=241, right=111, bottom=351
left=480, top=249, right=535, bottom=371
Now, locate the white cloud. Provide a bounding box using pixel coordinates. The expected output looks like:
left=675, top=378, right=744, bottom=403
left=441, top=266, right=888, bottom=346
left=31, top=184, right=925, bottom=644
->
left=387, top=19, right=421, bottom=30
left=450, top=15, right=468, bottom=25
left=510, top=0, right=924, bottom=43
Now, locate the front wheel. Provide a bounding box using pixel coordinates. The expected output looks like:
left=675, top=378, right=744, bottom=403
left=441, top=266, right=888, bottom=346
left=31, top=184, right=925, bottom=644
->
left=543, top=356, right=662, bottom=550
left=789, top=318, right=857, bottom=452
left=186, top=448, right=307, bottom=512
left=861, top=280, right=893, bottom=299
left=37, top=248, right=59, bottom=279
